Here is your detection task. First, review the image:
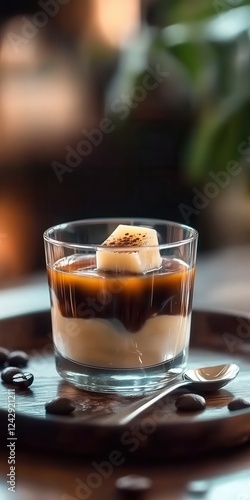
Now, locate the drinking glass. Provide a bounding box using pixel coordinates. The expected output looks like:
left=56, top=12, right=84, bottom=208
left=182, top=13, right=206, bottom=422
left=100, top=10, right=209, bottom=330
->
left=43, top=218, right=198, bottom=394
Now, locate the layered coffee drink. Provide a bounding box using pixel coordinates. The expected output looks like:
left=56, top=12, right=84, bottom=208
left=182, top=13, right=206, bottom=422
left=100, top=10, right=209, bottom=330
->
left=44, top=220, right=198, bottom=393
left=47, top=224, right=195, bottom=371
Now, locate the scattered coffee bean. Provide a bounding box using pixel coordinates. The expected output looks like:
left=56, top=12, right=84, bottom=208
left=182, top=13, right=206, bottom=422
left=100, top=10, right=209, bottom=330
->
left=12, top=372, right=34, bottom=389
left=0, top=347, right=10, bottom=367
left=228, top=398, right=250, bottom=411
left=176, top=393, right=206, bottom=412
left=7, top=350, right=29, bottom=368
left=1, top=367, right=23, bottom=384
left=45, top=397, right=76, bottom=415
left=115, top=475, right=152, bottom=498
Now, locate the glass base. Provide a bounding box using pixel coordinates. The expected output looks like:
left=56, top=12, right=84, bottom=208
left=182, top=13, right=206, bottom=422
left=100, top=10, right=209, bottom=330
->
left=55, top=348, right=187, bottom=395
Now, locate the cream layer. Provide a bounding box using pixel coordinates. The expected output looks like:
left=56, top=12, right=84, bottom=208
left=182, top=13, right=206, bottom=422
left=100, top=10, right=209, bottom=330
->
left=51, top=304, right=191, bottom=368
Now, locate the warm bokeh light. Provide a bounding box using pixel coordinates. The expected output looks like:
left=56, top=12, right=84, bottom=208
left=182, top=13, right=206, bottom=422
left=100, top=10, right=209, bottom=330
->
left=0, top=17, right=42, bottom=69
left=0, top=193, right=37, bottom=280
left=1, top=67, right=84, bottom=142
left=94, top=0, right=141, bottom=47
left=0, top=17, right=89, bottom=166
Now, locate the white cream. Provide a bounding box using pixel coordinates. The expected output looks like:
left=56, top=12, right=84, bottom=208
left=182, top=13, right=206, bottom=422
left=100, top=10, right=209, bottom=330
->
left=96, top=224, right=162, bottom=274
left=51, top=301, right=190, bottom=369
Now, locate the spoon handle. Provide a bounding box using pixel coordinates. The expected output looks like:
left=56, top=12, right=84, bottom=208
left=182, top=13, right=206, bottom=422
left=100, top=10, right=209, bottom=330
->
left=102, top=379, right=191, bottom=426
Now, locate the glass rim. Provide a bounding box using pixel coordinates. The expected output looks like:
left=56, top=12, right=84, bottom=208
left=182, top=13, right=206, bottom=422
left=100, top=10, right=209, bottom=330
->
left=43, top=217, right=198, bottom=250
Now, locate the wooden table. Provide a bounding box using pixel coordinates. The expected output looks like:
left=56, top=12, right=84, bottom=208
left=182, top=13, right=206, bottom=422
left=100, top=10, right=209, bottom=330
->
left=0, top=443, right=250, bottom=499
left=0, top=309, right=250, bottom=500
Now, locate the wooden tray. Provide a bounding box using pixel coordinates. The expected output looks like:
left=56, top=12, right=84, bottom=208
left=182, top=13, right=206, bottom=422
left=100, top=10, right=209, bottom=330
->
left=0, top=309, right=250, bottom=458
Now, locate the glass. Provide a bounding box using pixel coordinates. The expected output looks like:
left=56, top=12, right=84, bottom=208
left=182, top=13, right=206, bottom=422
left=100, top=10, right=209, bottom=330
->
left=43, top=218, right=198, bottom=395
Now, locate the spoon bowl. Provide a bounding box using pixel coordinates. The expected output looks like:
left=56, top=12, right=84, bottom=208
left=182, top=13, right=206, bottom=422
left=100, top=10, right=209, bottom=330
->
left=183, top=363, right=239, bottom=391
left=102, top=363, right=240, bottom=426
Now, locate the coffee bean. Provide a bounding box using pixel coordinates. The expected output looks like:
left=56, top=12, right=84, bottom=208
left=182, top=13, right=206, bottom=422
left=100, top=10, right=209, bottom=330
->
left=115, top=475, right=152, bottom=498
left=7, top=350, right=29, bottom=368
left=1, top=367, right=23, bottom=384
left=0, top=347, right=10, bottom=367
left=228, top=398, right=250, bottom=411
left=12, top=372, right=34, bottom=389
left=176, top=393, right=206, bottom=412
left=45, top=397, right=76, bottom=415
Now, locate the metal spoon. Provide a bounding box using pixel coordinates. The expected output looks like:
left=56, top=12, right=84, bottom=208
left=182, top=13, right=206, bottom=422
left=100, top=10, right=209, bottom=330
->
left=102, top=363, right=239, bottom=426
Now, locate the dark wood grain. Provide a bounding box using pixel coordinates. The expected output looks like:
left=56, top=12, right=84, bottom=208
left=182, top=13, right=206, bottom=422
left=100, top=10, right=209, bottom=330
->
left=1, top=309, right=250, bottom=500
left=0, top=310, right=250, bottom=460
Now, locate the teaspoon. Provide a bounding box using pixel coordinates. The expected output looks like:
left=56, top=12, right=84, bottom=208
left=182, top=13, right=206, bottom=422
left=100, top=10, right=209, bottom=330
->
left=102, top=363, right=239, bottom=426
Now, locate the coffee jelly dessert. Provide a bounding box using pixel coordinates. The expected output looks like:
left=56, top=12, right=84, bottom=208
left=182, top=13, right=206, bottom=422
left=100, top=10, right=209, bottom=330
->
left=48, top=225, right=195, bottom=370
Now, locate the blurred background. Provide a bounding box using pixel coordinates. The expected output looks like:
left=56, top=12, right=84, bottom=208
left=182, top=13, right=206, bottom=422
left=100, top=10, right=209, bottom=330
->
left=0, top=0, right=250, bottom=299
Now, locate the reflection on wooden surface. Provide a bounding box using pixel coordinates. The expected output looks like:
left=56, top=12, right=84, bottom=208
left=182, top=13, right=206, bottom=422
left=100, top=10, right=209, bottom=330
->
left=0, top=309, right=250, bottom=499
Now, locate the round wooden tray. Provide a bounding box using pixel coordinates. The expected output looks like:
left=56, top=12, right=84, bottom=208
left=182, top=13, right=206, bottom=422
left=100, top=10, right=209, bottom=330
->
left=0, top=309, right=250, bottom=458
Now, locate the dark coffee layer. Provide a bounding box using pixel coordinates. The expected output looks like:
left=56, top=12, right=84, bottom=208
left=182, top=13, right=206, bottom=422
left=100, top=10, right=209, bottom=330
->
left=48, top=257, right=195, bottom=332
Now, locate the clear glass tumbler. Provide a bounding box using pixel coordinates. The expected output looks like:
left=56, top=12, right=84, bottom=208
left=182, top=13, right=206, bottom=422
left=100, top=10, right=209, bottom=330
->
left=43, top=218, right=198, bottom=394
